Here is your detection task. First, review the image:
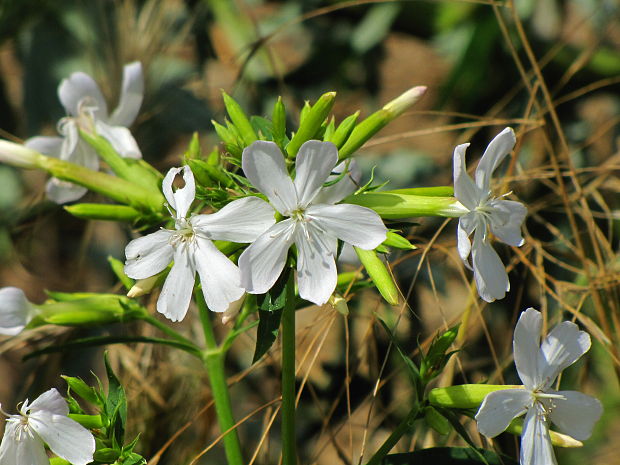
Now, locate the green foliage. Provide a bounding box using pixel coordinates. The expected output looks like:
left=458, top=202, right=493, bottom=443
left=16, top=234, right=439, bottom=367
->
left=381, top=447, right=519, bottom=465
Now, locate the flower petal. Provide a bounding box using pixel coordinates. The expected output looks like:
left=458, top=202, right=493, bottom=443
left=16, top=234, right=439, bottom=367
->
left=242, top=141, right=297, bottom=214
left=46, top=178, right=89, bottom=204
left=27, top=388, right=69, bottom=416
left=513, top=308, right=544, bottom=390
left=488, top=199, right=527, bottom=247
left=191, top=196, right=275, bottom=242
left=0, top=422, right=49, bottom=465
left=306, top=203, right=387, bottom=249
left=294, top=140, right=338, bottom=208
left=124, top=229, right=174, bottom=279
left=295, top=223, right=338, bottom=305
left=475, top=388, right=532, bottom=438
left=520, top=406, right=557, bottom=465
left=157, top=247, right=195, bottom=322
left=194, top=237, right=244, bottom=312
left=95, top=121, right=142, bottom=159
left=29, top=411, right=95, bottom=465
left=0, top=287, right=34, bottom=335
left=457, top=212, right=477, bottom=266
left=475, top=127, right=516, bottom=192
left=238, top=220, right=296, bottom=295
left=471, top=230, right=510, bottom=302
left=549, top=390, right=602, bottom=441
left=25, top=136, right=63, bottom=158
left=58, top=71, right=107, bottom=119
left=162, top=166, right=195, bottom=219
left=312, top=158, right=361, bottom=205
left=538, top=320, right=591, bottom=389
left=108, top=61, right=144, bottom=127
left=453, top=143, right=483, bottom=210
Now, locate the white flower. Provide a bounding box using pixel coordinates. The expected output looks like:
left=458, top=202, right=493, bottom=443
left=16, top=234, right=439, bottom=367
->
left=124, top=166, right=275, bottom=321
left=0, top=388, right=95, bottom=465
left=453, top=127, right=527, bottom=302
left=26, top=62, right=144, bottom=204
left=0, top=287, right=36, bottom=336
left=238, top=140, right=387, bottom=305
left=475, top=308, right=603, bottom=465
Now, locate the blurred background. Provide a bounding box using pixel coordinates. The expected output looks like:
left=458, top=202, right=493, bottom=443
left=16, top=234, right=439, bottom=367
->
left=0, top=0, right=618, bottom=463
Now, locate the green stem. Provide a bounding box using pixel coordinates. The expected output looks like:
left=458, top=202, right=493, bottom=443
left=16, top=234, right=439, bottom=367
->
left=281, top=271, right=297, bottom=465
left=196, top=291, right=244, bottom=465
left=364, top=404, right=422, bottom=465
left=142, top=314, right=197, bottom=348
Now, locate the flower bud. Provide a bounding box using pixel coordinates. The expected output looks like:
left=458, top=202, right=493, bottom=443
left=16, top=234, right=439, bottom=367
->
left=0, top=140, right=43, bottom=169
left=222, top=91, right=258, bottom=146
left=382, top=86, right=427, bottom=117
left=286, top=91, right=337, bottom=158
left=64, top=203, right=142, bottom=222
left=344, top=192, right=466, bottom=219
left=127, top=275, right=160, bottom=298
left=354, top=247, right=399, bottom=305
left=429, top=384, right=522, bottom=409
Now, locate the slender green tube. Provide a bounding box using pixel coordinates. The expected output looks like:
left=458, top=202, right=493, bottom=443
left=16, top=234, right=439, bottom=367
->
left=196, top=292, right=244, bottom=465
left=281, top=271, right=297, bottom=465
left=364, top=405, right=421, bottom=465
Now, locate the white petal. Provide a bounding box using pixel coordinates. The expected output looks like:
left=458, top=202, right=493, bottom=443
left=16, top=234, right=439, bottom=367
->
left=46, top=178, right=88, bottom=204
left=29, top=411, right=95, bottom=465
left=488, top=199, right=527, bottom=247
left=0, top=422, right=48, bottom=465
left=27, top=388, right=69, bottom=416
left=58, top=71, right=107, bottom=118
left=312, top=158, right=361, bottom=205
left=513, top=308, right=544, bottom=390
left=471, top=231, right=509, bottom=302
left=520, top=407, right=557, bottom=465
left=238, top=220, right=295, bottom=295
left=294, top=140, right=338, bottom=208
left=124, top=230, right=174, bottom=279
left=194, top=237, right=244, bottom=312
left=306, top=203, right=387, bottom=249
left=453, top=143, right=483, bottom=210
left=157, top=247, right=195, bottom=322
left=191, top=196, right=276, bottom=242
left=475, top=388, right=532, bottom=438
left=108, top=61, right=144, bottom=127
left=95, top=120, right=142, bottom=159
left=25, top=136, right=63, bottom=158
left=242, top=141, right=297, bottom=215
left=162, top=166, right=195, bottom=219
left=475, top=127, right=516, bottom=192
left=538, top=321, right=591, bottom=389
left=549, top=390, right=602, bottom=441
left=456, top=213, right=477, bottom=265
left=0, top=287, right=34, bottom=335
left=295, top=223, right=338, bottom=305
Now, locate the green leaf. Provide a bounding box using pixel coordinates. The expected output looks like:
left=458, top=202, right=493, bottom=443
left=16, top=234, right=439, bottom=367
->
left=62, top=375, right=100, bottom=405
left=252, top=308, right=283, bottom=364
left=420, top=326, right=459, bottom=383
left=105, top=352, right=127, bottom=446
left=250, top=115, right=274, bottom=140
left=381, top=447, right=518, bottom=465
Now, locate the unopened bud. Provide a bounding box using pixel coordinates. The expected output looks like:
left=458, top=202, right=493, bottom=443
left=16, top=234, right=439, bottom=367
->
left=127, top=275, right=160, bottom=298
left=429, top=384, right=522, bottom=409
left=344, top=192, right=466, bottom=219
left=382, top=86, right=427, bottom=117
left=0, top=140, right=42, bottom=169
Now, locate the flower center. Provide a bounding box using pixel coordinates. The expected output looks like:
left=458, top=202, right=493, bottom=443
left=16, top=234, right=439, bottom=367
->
left=531, top=390, right=566, bottom=419
left=57, top=96, right=100, bottom=136
left=170, top=219, right=196, bottom=249
left=290, top=208, right=307, bottom=223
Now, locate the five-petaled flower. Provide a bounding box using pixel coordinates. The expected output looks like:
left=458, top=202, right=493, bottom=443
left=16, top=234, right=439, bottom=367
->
left=124, top=165, right=275, bottom=321
left=0, top=287, right=36, bottom=336
left=453, top=127, right=527, bottom=302
left=26, top=62, right=144, bottom=204
left=238, top=140, right=387, bottom=306
left=0, top=388, right=95, bottom=465
left=475, top=308, right=602, bottom=465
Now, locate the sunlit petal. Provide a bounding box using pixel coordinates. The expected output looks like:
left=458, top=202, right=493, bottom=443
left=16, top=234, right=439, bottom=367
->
left=453, top=143, right=482, bottom=210
left=471, top=231, right=509, bottom=302
left=488, top=199, right=527, bottom=246
left=124, top=230, right=174, bottom=279
left=294, top=140, right=338, bottom=208
left=58, top=71, right=107, bottom=119
left=0, top=423, right=48, bottom=465
left=520, top=407, right=557, bottom=465
left=549, top=391, right=602, bottom=441
left=295, top=223, right=338, bottom=305
left=162, top=166, right=195, bottom=219
left=27, top=388, right=69, bottom=416
left=475, top=127, right=516, bottom=192
left=0, top=287, right=34, bottom=335
left=95, top=120, right=142, bottom=159
left=475, top=388, right=532, bottom=438
left=157, top=247, right=195, bottom=322
left=108, top=61, right=144, bottom=127
left=513, top=308, right=544, bottom=390
left=312, top=159, right=361, bottom=205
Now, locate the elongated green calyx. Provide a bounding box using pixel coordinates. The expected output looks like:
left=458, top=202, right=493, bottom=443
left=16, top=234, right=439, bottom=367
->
left=64, top=204, right=143, bottom=222
left=286, top=91, right=336, bottom=158
left=107, top=256, right=134, bottom=290
left=354, top=247, right=399, bottom=305
left=326, top=111, right=359, bottom=149
left=429, top=384, right=522, bottom=409
left=222, top=91, right=258, bottom=146
left=31, top=294, right=147, bottom=327
left=0, top=140, right=41, bottom=168
left=272, top=96, right=287, bottom=148
left=344, top=192, right=466, bottom=219
left=338, top=86, right=426, bottom=160
left=383, top=231, right=416, bottom=250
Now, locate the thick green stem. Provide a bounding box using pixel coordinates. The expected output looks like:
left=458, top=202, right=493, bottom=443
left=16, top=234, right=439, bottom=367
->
left=281, top=271, right=297, bottom=465
left=364, top=405, right=421, bottom=465
left=196, top=292, right=244, bottom=465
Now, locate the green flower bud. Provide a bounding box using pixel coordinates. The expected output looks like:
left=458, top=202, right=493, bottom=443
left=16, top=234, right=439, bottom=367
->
left=286, top=91, right=337, bottom=158
left=108, top=256, right=134, bottom=290
left=62, top=375, right=100, bottom=405
left=186, top=132, right=202, bottom=159
left=64, top=203, right=143, bottom=222
left=67, top=414, right=104, bottom=429
left=344, top=192, right=466, bottom=219
left=272, top=96, right=287, bottom=147
left=424, top=406, right=451, bottom=435
left=383, top=230, right=417, bottom=250
left=429, top=384, right=522, bottom=409
left=327, top=111, right=359, bottom=149
left=222, top=91, right=258, bottom=146
left=354, top=247, right=399, bottom=305
left=384, top=186, right=454, bottom=197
